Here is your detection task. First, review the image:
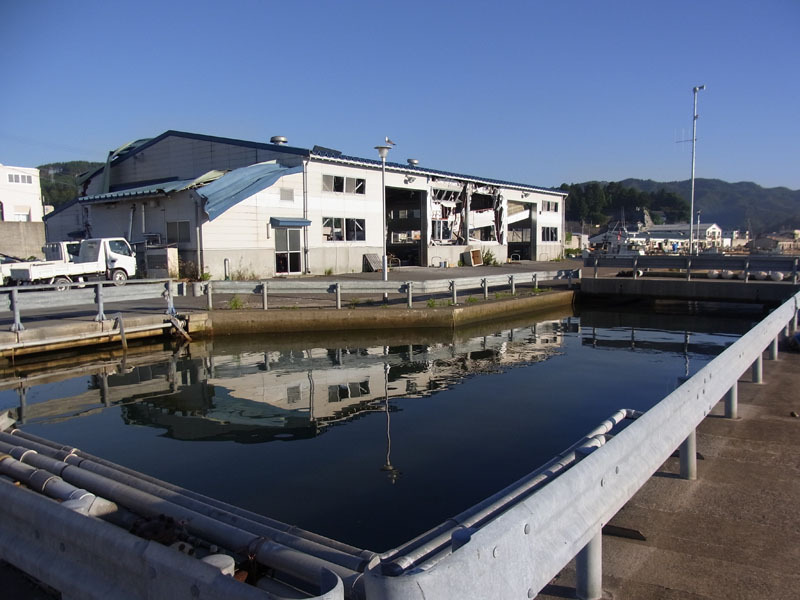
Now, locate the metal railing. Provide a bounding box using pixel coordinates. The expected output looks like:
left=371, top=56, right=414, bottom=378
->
left=205, top=269, right=580, bottom=310
left=585, top=254, right=799, bottom=282
left=0, top=280, right=178, bottom=332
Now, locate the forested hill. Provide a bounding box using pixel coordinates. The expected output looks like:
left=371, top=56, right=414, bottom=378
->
left=38, top=161, right=102, bottom=208
left=573, top=178, right=799, bottom=234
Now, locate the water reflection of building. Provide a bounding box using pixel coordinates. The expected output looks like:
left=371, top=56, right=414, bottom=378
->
left=1, top=319, right=573, bottom=442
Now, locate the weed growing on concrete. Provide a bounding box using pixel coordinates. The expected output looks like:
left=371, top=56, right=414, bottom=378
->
left=482, top=249, right=497, bottom=266
left=324, top=267, right=333, bottom=276
left=466, top=296, right=478, bottom=304
left=426, top=298, right=436, bottom=308
left=228, top=295, right=244, bottom=309
left=349, top=298, right=361, bottom=309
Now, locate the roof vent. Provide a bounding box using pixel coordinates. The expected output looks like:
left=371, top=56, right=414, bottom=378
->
left=407, top=159, right=419, bottom=166
left=270, top=136, right=288, bottom=145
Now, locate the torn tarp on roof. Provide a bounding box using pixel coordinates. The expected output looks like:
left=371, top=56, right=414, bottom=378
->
left=197, top=162, right=303, bottom=221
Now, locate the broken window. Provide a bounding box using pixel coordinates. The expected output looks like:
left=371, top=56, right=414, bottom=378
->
left=541, top=227, right=558, bottom=242
left=323, top=174, right=365, bottom=194
left=322, top=216, right=343, bottom=241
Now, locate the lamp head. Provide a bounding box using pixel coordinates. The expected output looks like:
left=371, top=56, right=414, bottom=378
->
left=374, top=145, right=391, bottom=160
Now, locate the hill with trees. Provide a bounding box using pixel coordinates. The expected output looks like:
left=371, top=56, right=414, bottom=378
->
left=561, top=178, right=800, bottom=234
left=38, top=161, right=102, bottom=208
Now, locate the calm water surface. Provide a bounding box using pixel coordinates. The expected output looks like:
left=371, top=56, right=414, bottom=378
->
left=0, top=305, right=758, bottom=551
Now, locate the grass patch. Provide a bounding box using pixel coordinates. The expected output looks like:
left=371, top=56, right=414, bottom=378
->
left=228, top=295, right=244, bottom=309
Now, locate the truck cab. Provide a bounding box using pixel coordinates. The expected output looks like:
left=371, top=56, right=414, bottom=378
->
left=75, top=238, right=137, bottom=283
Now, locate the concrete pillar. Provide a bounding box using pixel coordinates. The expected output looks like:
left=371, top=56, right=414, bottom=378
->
left=576, top=531, right=603, bottom=600
left=680, top=429, right=697, bottom=480
left=725, top=384, right=738, bottom=419
left=752, top=354, right=763, bottom=384
left=769, top=336, right=779, bottom=360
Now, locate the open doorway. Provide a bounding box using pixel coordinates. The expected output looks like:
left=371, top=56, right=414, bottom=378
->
left=386, top=188, right=426, bottom=266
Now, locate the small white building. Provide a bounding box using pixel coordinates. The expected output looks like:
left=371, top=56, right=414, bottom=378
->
left=0, top=163, right=45, bottom=222
left=45, top=131, right=566, bottom=278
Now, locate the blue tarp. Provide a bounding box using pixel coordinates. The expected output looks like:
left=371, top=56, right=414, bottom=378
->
left=197, top=162, right=303, bottom=221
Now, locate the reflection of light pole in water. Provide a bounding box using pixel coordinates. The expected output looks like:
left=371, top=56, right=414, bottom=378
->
left=380, top=363, right=400, bottom=483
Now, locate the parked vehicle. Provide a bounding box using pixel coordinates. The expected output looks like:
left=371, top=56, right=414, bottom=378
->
left=9, top=238, right=136, bottom=287
left=0, top=241, right=81, bottom=286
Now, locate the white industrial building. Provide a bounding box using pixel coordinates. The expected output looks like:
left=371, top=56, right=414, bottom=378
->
left=0, top=163, right=45, bottom=222
left=45, top=131, right=566, bottom=279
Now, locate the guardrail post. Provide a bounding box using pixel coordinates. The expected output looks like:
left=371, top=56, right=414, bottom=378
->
left=686, top=258, right=692, bottom=281
left=261, top=281, right=268, bottom=310
left=792, top=257, right=798, bottom=284
left=568, top=270, right=574, bottom=289
left=770, top=336, right=779, bottom=360
left=680, top=429, right=697, bottom=480
left=575, top=530, right=602, bottom=600
left=482, top=278, right=488, bottom=300
left=335, top=282, right=342, bottom=310
left=533, top=273, right=538, bottom=291
left=10, top=288, right=24, bottom=332
left=593, top=256, right=598, bottom=278
left=509, top=275, right=515, bottom=295
left=406, top=282, right=413, bottom=308
left=164, top=282, right=176, bottom=316
left=451, top=280, right=457, bottom=305
left=752, top=353, right=763, bottom=384
left=793, top=304, right=798, bottom=333
left=93, top=283, right=106, bottom=322
left=632, top=257, right=639, bottom=280
left=725, top=384, right=738, bottom=419
left=206, top=282, right=213, bottom=311
left=744, top=259, right=750, bottom=283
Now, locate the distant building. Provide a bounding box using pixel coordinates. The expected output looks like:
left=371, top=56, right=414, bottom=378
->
left=0, top=163, right=45, bottom=222
left=45, top=131, right=567, bottom=278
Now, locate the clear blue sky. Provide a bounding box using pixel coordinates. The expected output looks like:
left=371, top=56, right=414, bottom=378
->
left=2, top=0, right=798, bottom=190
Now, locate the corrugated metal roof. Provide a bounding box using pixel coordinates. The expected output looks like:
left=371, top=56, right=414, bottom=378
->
left=196, top=162, right=303, bottom=221
left=78, top=179, right=195, bottom=203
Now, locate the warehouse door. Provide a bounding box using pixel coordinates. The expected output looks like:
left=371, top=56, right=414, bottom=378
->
left=275, top=228, right=302, bottom=274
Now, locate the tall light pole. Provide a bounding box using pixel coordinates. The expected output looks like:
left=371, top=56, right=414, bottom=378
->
left=375, top=144, right=391, bottom=286
left=689, top=84, right=705, bottom=255
left=696, top=209, right=702, bottom=253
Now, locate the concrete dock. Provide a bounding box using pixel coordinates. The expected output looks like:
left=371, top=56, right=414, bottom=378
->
left=539, top=345, right=800, bottom=599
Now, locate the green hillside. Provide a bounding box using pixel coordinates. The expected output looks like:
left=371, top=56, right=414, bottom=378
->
left=618, top=178, right=800, bottom=234
left=563, top=178, right=800, bottom=234
left=38, top=161, right=102, bottom=208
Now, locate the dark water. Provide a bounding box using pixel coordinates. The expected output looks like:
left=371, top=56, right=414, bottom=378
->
left=0, top=304, right=758, bottom=552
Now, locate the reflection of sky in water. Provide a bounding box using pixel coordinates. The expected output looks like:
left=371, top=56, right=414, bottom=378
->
left=2, top=308, right=753, bottom=551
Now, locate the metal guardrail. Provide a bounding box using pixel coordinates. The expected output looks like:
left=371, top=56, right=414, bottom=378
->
left=360, top=289, right=800, bottom=599
left=0, top=280, right=177, bottom=332
left=206, top=269, right=580, bottom=310
left=584, top=254, right=800, bottom=282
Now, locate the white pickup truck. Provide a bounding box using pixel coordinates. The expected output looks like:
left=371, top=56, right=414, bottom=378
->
left=10, top=238, right=137, bottom=287
left=0, top=241, right=81, bottom=286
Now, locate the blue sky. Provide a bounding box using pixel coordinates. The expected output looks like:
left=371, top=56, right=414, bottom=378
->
left=2, top=0, right=798, bottom=189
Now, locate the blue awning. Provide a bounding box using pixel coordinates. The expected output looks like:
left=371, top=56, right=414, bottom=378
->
left=270, top=217, right=311, bottom=227
left=197, top=162, right=303, bottom=221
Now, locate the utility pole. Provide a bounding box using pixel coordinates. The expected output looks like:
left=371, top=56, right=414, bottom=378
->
left=689, top=85, right=705, bottom=255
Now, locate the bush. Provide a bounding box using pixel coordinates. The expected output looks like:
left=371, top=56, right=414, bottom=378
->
left=482, top=249, right=497, bottom=266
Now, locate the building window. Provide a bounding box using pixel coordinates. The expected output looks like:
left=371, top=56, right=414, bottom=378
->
left=323, top=216, right=365, bottom=241
left=167, top=220, right=191, bottom=244
left=322, top=175, right=365, bottom=195
left=432, top=219, right=451, bottom=241
left=6, top=174, right=32, bottom=184
left=542, top=201, right=559, bottom=212
left=541, top=227, right=558, bottom=242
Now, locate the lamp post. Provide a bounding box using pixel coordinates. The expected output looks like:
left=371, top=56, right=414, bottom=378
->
left=689, top=84, right=705, bottom=255
left=696, top=210, right=702, bottom=253
left=375, top=144, right=392, bottom=292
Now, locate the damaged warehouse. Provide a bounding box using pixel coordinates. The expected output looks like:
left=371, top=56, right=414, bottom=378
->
left=44, top=130, right=566, bottom=278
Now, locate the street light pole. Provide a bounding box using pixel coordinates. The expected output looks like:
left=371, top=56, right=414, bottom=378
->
left=696, top=210, right=702, bottom=253
left=375, top=145, right=392, bottom=296
left=689, top=84, right=705, bottom=255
